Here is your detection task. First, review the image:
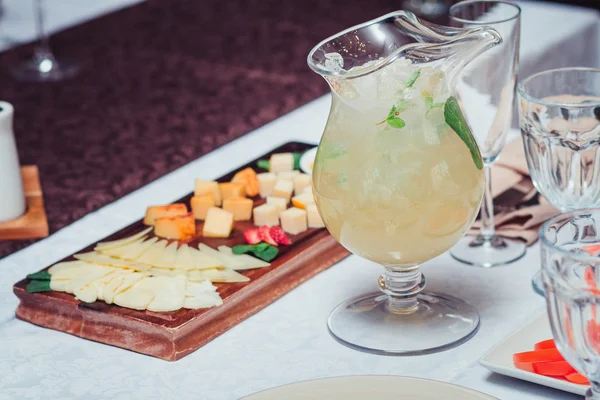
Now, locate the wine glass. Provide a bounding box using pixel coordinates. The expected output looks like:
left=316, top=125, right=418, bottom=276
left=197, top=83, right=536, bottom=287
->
left=10, top=0, right=78, bottom=82
left=448, top=1, right=524, bottom=268
left=541, top=209, right=600, bottom=399
left=308, top=11, right=502, bottom=354
left=517, top=67, right=600, bottom=295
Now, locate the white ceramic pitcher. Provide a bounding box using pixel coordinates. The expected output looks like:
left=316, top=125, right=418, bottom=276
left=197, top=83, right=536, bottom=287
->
left=0, top=101, right=26, bottom=222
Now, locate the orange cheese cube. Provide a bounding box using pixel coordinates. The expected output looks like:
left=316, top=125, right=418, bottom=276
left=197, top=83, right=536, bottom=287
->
left=231, top=167, right=259, bottom=197
left=190, top=194, right=215, bottom=220
left=194, top=180, right=221, bottom=206
left=280, top=207, right=308, bottom=235
left=155, top=213, right=196, bottom=240
left=219, top=182, right=246, bottom=201
left=144, top=204, right=188, bottom=226
left=223, top=197, right=254, bottom=221
left=202, top=207, right=234, bottom=238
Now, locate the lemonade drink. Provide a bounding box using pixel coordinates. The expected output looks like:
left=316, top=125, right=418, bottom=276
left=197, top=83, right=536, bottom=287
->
left=313, top=58, right=485, bottom=266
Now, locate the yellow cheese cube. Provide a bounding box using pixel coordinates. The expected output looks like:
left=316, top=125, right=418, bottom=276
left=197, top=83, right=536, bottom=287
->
left=194, top=180, right=221, bottom=206
left=294, top=174, right=312, bottom=195
left=272, top=179, right=294, bottom=203
left=144, top=204, right=188, bottom=226
left=257, top=173, right=276, bottom=198
left=219, top=182, right=246, bottom=201
left=190, top=194, right=215, bottom=220
left=306, top=204, right=325, bottom=228
left=253, top=203, right=279, bottom=227
left=291, top=192, right=315, bottom=210
left=277, top=170, right=299, bottom=181
left=155, top=213, right=196, bottom=240
left=266, top=196, right=287, bottom=215
left=280, top=207, right=308, bottom=235
left=202, top=207, right=234, bottom=238
left=269, top=153, right=294, bottom=173
left=223, top=197, right=253, bottom=221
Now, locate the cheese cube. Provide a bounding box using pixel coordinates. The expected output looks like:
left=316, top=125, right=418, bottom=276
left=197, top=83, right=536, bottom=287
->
left=291, top=192, right=315, bottom=210
left=223, top=197, right=253, bottom=221
left=195, top=180, right=221, bottom=206
left=266, top=196, right=287, bottom=215
left=231, top=168, right=259, bottom=197
left=253, top=203, right=279, bottom=227
left=191, top=194, right=215, bottom=220
left=277, top=170, right=299, bottom=181
left=144, top=204, right=188, bottom=226
left=272, top=179, right=294, bottom=203
left=306, top=204, right=325, bottom=228
left=269, top=153, right=294, bottom=173
left=294, top=174, right=312, bottom=194
left=257, top=173, right=276, bottom=198
left=219, top=182, right=246, bottom=201
left=280, top=207, right=308, bottom=235
left=302, top=186, right=313, bottom=194
left=203, top=207, right=234, bottom=238
left=155, top=213, right=196, bottom=240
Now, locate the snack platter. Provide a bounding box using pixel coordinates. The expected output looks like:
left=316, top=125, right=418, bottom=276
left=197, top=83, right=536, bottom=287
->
left=13, top=141, right=349, bottom=361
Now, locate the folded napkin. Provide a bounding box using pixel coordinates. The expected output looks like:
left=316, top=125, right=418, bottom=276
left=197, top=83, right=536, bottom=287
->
left=467, top=137, right=560, bottom=245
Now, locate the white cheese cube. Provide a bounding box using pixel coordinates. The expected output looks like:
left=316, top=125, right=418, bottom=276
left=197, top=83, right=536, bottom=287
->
left=277, top=170, right=299, bottom=181
left=302, top=186, right=313, bottom=194
left=269, top=153, right=294, bottom=173
left=306, top=204, right=325, bottom=228
left=294, top=174, right=312, bottom=195
left=257, top=172, right=277, bottom=198
left=253, top=203, right=279, bottom=227
left=272, top=179, right=294, bottom=203
left=266, top=196, right=287, bottom=215
left=202, top=207, right=234, bottom=238
left=280, top=207, right=308, bottom=235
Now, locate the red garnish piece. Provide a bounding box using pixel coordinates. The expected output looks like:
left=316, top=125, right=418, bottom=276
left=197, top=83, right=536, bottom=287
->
left=269, top=226, right=291, bottom=245
left=244, top=228, right=261, bottom=245
left=534, top=339, right=556, bottom=351
left=532, top=360, right=576, bottom=377
left=258, top=225, right=278, bottom=246
left=565, top=372, right=590, bottom=385
left=513, top=348, right=564, bottom=364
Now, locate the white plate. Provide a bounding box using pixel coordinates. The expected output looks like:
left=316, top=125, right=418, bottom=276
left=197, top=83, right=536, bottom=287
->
left=299, top=147, right=317, bottom=175
left=480, top=313, right=588, bottom=396
left=241, top=375, right=497, bottom=400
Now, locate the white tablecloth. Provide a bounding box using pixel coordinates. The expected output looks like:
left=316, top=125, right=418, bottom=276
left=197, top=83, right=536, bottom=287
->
left=0, top=1, right=599, bottom=399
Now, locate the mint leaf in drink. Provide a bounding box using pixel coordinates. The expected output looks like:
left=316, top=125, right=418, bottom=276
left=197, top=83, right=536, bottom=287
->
left=424, top=96, right=434, bottom=110
left=387, top=105, right=397, bottom=120
left=404, top=70, right=421, bottom=88
left=444, top=96, right=483, bottom=170
left=387, top=117, right=405, bottom=129
left=26, top=280, right=52, bottom=293
left=27, top=271, right=51, bottom=281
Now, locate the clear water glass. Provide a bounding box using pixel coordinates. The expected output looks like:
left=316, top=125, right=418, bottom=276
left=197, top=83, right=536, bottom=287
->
left=541, top=209, right=600, bottom=399
left=518, top=68, right=600, bottom=294
left=448, top=1, right=525, bottom=268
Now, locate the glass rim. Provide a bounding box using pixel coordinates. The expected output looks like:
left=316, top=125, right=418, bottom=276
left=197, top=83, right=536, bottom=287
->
left=539, top=208, right=600, bottom=268
left=449, top=0, right=522, bottom=25
left=517, top=67, right=600, bottom=108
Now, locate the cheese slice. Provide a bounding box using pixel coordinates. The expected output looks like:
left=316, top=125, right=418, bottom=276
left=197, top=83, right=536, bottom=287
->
left=174, top=244, right=196, bottom=270
left=137, top=240, right=168, bottom=266
left=217, top=246, right=271, bottom=270
left=94, top=227, right=153, bottom=251
left=170, top=269, right=187, bottom=277
left=118, top=237, right=159, bottom=261
left=50, top=278, right=70, bottom=292
left=198, top=243, right=245, bottom=269
left=103, top=272, right=146, bottom=304
left=184, top=292, right=223, bottom=309
left=98, top=237, right=146, bottom=257
left=188, top=268, right=249, bottom=283
left=188, top=246, right=223, bottom=270
left=113, top=278, right=155, bottom=310
left=74, top=251, right=150, bottom=271
left=146, top=275, right=186, bottom=312
left=47, top=260, right=88, bottom=274
left=186, top=280, right=218, bottom=296
left=51, top=263, right=110, bottom=281
left=63, top=265, right=116, bottom=294
left=88, top=270, right=127, bottom=302
left=102, top=275, right=125, bottom=304
left=149, top=267, right=172, bottom=277
left=154, top=242, right=178, bottom=268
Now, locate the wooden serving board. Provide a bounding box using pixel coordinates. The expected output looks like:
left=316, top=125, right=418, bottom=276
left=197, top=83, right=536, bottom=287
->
left=13, top=142, right=350, bottom=361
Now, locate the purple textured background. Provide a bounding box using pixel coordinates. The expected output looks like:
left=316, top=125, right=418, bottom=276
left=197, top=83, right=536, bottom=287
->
left=0, top=0, right=417, bottom=258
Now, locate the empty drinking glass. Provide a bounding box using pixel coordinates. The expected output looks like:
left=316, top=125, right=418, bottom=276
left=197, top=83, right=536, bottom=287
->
left=518, top=67, right=600, bottom=294
left=541, top=209, right=600, bottom=399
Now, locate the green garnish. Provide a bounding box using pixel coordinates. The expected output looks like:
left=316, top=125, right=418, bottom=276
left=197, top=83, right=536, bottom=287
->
left=404, top=70, right=421, bottom=88
left=232, top=243, right=279, bottom=262
left=424, top=96, right=434, bottom=110
left=444, top=96, right=483, bottom=170
left=27, top=271, right=51, bottom=281
left=257, top=159, right=270, bottom=170
left=257, top=152, right=302, bottom=171
left=377, top=105, right=406, bottom=129
left=26, top=280, right=52, bottom=293
left=292, top=153, right=302, bottom=170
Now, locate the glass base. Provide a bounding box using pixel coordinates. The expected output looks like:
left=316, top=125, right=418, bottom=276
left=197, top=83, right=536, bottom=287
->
left=327, top=291, right=480, bottom=355
left=10, top=58, right=79, bottom=82
left=450, top=235, right=526, bottom=268
left=532, top=270, right=544, bottom=296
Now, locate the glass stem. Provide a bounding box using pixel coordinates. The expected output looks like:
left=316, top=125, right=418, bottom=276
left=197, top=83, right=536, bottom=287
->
left=379, top=265, right=426, bottom=313
left=33, top=0, right=53, bottom=62
left=479, top=165, right=496, bottom=240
